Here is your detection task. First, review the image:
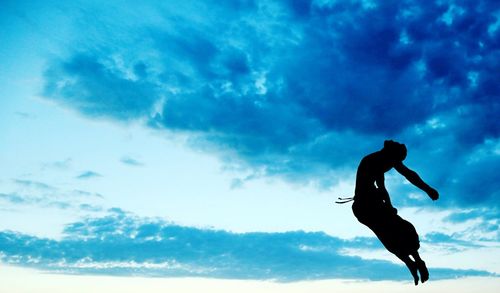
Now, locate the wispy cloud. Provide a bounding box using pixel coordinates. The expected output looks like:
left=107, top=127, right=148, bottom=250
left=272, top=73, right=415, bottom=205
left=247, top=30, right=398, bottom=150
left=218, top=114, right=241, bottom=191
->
left=120, top=156, right=144, bottom=167
left=72, top=189, right=104, bottom=199
left=14, top=112, right=36, bottom=119
left=0, top=209, right=493, bottom=281
left=76, top=171, right=102, bottom=179
left=78, top=203, right=103, bottom=212
left=0, top=186, right=103, bottom=212
left=42, top=158, right=73, bottom=170
left=13, top=179, right=56, bottom=191
left=444, top=208, right=498, bottom=225
left=0, top=192, right=70, bottom=209
left=422, top=232, right=485, bottom=249
left=0, top=193, right=26, bottom=204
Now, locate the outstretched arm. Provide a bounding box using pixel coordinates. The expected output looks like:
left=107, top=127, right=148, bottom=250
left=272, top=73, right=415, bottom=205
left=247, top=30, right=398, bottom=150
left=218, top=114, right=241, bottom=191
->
left=394, top=162, right=439, bottom=200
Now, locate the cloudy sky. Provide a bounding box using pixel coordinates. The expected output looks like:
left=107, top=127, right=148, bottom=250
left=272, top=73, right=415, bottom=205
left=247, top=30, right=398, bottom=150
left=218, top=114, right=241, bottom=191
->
left=1, top=0, right=499, bottom=291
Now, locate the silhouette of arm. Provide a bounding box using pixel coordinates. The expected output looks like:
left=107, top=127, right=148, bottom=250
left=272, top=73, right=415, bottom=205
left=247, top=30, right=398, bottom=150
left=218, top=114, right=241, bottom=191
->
left=394, top=162, right=439, bottom=200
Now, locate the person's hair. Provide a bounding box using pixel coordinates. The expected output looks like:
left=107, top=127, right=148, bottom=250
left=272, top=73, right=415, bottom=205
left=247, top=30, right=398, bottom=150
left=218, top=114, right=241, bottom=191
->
left=383, top=140, right=407, bottom=161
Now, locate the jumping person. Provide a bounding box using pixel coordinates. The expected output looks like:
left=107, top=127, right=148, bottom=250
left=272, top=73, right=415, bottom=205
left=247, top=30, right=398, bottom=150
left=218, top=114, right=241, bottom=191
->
left=352, top=140, right=439, bottom=285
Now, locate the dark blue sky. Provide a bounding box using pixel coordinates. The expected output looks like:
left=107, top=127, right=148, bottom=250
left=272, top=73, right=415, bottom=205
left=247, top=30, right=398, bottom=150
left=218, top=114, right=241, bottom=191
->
left=38, top=0, right=499, bottom=209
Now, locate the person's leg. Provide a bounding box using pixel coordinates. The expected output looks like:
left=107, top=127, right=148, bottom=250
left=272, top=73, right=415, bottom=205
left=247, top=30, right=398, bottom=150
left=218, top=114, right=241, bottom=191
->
left=389, top=214, right=428, bottom=284
left=354, top=202, right=422, bottom=285
left=411, top=251, right=429, bottom=283
left=396, top=254, right=419, bottom=286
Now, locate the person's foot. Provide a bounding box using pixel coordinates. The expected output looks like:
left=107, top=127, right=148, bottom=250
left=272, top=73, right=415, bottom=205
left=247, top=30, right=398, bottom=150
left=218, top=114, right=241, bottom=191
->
left=407, top=261, right=419, bottom=286
left=416, top=260, right=429, bottom=283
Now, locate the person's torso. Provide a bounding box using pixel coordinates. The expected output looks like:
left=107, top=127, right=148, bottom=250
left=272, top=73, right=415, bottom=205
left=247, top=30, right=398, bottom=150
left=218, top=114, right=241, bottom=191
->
left=354, top=151, right=393, bottom=201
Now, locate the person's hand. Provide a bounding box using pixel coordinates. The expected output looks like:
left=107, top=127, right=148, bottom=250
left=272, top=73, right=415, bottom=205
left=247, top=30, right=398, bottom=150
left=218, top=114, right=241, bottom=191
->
left=427, top=187, right=439, bottom=201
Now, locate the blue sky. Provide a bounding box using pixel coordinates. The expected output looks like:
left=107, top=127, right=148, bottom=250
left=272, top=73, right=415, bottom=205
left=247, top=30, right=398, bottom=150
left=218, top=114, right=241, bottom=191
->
left=0, top=0, right=499, bottom=290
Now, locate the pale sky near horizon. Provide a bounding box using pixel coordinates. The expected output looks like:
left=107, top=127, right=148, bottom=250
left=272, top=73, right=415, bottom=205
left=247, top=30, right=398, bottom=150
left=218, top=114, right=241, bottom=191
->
left=1, top=266, right=500, bottom=293
left=1, top=0, right=499, bottom=291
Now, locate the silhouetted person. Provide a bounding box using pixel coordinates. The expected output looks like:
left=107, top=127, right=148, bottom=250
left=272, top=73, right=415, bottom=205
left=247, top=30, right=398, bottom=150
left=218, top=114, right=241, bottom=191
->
left=352, top=140, right=439, bottom=285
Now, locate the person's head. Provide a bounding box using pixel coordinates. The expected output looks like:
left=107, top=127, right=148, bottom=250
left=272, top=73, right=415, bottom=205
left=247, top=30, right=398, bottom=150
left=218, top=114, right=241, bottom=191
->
left=382, top=140, right=407, bottom=162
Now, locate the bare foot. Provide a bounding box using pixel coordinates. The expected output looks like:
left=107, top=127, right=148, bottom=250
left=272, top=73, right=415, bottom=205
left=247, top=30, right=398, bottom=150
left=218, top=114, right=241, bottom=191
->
left=417, top=260, right=429, bottom=283
left=407, top=261, right=419, bottom=286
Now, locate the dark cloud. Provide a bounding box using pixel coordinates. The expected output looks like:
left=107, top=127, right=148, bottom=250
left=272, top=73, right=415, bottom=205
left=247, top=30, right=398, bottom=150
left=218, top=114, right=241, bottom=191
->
left=43, top=53, right=159, bottom=121
left=0, top=210, right=492, bottom=281
left=41, top=0, right=499, bottom=207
